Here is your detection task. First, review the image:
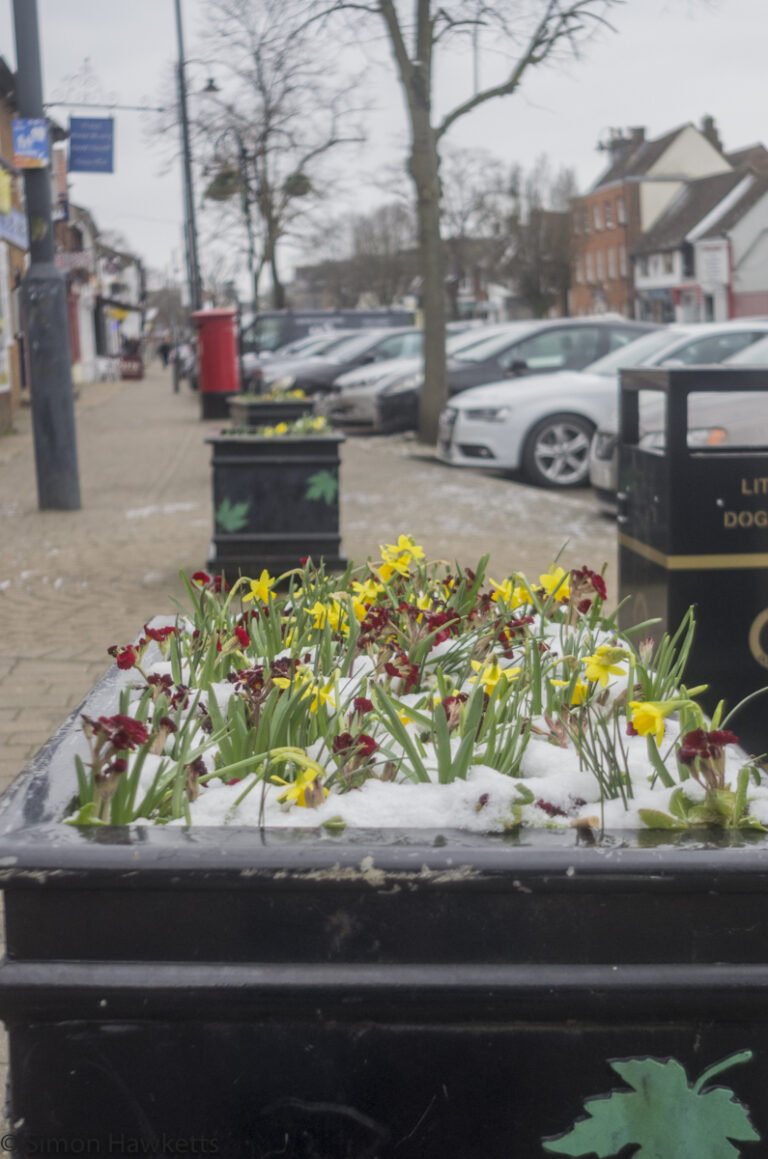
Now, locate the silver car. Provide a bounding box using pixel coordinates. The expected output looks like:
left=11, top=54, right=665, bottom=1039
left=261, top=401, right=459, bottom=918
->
left=589, top=322, right=768, bottom=511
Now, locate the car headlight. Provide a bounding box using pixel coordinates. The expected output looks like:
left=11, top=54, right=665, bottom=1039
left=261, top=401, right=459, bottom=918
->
left=266, top=375, right=295, bottom=390
left=465, top=406, right=511, bottom=422
left=381, top=373, right=424, bottom=396
left=639, top=427, right=726, bottom=452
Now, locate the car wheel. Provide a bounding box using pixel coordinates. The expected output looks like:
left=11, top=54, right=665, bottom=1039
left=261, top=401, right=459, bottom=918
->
left=522, top=413, right=595, bottom=488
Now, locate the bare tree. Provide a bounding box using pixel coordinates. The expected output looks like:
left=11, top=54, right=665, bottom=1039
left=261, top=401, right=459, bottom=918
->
left=150, top=0, right=366, bottom=308
left=305, top=0, right=618, bottom=442
left=505, top=155, right=578, bottom=317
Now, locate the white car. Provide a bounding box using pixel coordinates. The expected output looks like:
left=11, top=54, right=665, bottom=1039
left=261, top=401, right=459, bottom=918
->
left=438, top=321, right=768, bottom=489
left=320, top=324, right=531, bottom=426
left=589, top=322, right=768, bottom=509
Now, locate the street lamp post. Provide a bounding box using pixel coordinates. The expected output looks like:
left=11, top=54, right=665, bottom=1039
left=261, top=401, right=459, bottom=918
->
left=173, top=0, right=202, bottom=313
left=12, top=0, right=81, bottom=511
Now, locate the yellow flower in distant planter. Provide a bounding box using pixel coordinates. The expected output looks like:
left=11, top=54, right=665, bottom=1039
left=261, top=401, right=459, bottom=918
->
left=274, top=422, right=290, bottom=435
left=242, top=569, right=276, bottom=604
left=581, top=645, right=630, bottom=688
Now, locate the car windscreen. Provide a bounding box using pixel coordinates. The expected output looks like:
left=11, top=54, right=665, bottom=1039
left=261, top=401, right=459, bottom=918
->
left=585, top=329, right=686, bottom=376
left=321, top=331, right=392, bottom=360
left=450, top=323, right=537, bottom=363
left=724, top=333, right=768, bottom=366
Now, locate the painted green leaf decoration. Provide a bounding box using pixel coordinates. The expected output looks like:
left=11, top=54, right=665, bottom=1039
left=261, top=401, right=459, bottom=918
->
left=543, top=1051, right=759, bottom=1158
left=216, top=497, right=250, bottom=532
left=305, top=469, right=339, bottom=505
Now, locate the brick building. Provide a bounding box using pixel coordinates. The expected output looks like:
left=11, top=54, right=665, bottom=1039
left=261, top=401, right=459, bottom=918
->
left=569, top=118, right=732, bottom=318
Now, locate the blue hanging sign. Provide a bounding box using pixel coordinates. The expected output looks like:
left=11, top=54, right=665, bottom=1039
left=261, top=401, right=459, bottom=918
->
left=12, top=118, right=50, bottom=168
left=68, top=117, right=114, bottom=174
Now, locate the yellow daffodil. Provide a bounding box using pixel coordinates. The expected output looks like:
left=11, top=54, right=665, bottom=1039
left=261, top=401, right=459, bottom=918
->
left=550, top=678, right=589, bottom=706
left=581, top=645, right=630, bottom=688
left=470, top=659, right=520, bottom=694
left=271, top=767, right=328, bottom=807
left=352, top=577, right=383, bottom=603
left=242, top=569, right=276, bottom=604
left=302, top=674, right=336, bottom=713
left=628, top=700, right=677, bottom=746
left=489, top=577, right=529, bottom=610
left=262, top=425, right=276, bottom=437
left=377, top=554, right=412, bottom=583
left=539, top=566, right=570, bottom=601
left=382, top=534, right=425, bottom=564
left=274, top=422, right=289, bottom=435
left=310, top=415, right=328, bottom=431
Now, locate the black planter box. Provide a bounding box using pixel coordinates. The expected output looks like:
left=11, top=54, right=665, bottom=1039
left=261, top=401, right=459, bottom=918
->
left=201, top=390, right=237, bottom=420
left=2, top=666, right=768, bottom=1156
left=207, top=430, right=345, bottom=577
left=227, top=395, right=316, bottom=426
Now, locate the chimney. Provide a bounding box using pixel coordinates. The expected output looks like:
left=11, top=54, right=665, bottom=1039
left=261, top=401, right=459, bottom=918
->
left=701, top=115, right=723, bottom=152
left=629, top=127, right=646, bottom=148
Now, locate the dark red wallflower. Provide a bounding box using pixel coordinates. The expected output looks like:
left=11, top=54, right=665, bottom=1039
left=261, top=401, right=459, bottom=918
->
left=84, top=713, right=149, bottom=751
left=384, top=653, right=420, bottom=693
left=356, top=734, right=378, bottom=757
left=108, top=643, right=139, bottom=670
left=536, top=799, right=567, bottom=818
left=192, top=571, right=211, bottom=585
left=333, top=732, right=355, bottom=754
left=353, top=697, right=373, bottom=715
left=211, top=575, right=229, bottom=593
left=234, top=625, right=250, bottom=648
left=571, top=566, right=607, bottom=601
left=143, top=625, right=177, bottom=643
left=678, top=728, right=739, bottom=765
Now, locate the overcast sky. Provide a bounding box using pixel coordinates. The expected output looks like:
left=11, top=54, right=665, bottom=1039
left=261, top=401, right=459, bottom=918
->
left=1, top=0, right=766, bottom=295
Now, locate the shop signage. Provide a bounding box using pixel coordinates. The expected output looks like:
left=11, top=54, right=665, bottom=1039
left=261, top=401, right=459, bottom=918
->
left=68, top=117, right=114, bottom=174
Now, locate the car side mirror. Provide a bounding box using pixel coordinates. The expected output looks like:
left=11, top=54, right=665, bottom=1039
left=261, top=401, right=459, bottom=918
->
left=507, top=359, right=528, bottom=376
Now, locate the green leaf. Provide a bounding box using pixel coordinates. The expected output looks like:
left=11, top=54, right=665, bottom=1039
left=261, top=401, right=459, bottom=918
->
left=638, top=808, right=686, bottom=830
left=216, top=496, right=250, bottom=532
left=305, top=470, right=338, bottom=505
left=543, top=1052, right=760, bottom=1157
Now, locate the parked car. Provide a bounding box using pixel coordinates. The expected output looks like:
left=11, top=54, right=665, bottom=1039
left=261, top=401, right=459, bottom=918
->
left=242, top=329, right=360, bottom=392
left=374, top=317, right=656, bottom=433
left=241, top=308, right=414, bottom=354
left=263, top=328, right=425, bottom=397
left=321, top=323, right=535, bottom=426
left=589, top=321, right=768, bottom=511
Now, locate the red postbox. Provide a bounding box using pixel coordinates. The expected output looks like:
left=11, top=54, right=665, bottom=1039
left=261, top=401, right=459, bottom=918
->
left=191, top=308, right=241, bottom=419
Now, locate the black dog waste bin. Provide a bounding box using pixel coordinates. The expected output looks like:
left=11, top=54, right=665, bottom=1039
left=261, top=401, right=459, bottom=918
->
left=618, top=365, right=768, bottom=754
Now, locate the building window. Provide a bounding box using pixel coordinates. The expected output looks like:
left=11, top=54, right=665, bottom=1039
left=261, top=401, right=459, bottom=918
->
left=575, top=256, right=584, bottom=284
left=596, top=250, right=605, bottom=280
left=638, top=256, right=649, bottom=277
left=617, top=196, right=626, bottom=224
left=619, top=245, right=627, bottom=277
left=592, top=204, right=602, bottom=231
left=663, top=252, right=675, bottom=275
left=681, top=243, right=694, bottom=278
left=607, top=248, right=617, bottom=279
left=604, top=200, right=614, bottom=229
left=573, top=212, right=580, bottom=236
left=585, top=252, right=594, bottom=283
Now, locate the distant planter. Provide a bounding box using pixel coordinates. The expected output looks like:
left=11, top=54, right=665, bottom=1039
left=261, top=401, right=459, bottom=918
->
left=228, top=392, right=315, bottom=427
left=207, top=416, right=345, bottom=577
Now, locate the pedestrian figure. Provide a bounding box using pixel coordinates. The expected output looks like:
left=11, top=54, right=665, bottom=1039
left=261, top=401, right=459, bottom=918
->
left=159, top=341, right=172, bottom=368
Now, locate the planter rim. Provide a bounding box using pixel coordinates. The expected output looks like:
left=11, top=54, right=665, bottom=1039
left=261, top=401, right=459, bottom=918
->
left=207, top=429, right=345, bottom=443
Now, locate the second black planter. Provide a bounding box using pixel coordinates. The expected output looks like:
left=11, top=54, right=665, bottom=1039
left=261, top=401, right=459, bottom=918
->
left=207, top=429, right=346, bottom=577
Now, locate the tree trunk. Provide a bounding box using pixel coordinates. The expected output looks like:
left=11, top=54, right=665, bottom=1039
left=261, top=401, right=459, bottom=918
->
left=267, top=233, right=285, bottom=308
left=409, top=118, right=446, bottom=445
